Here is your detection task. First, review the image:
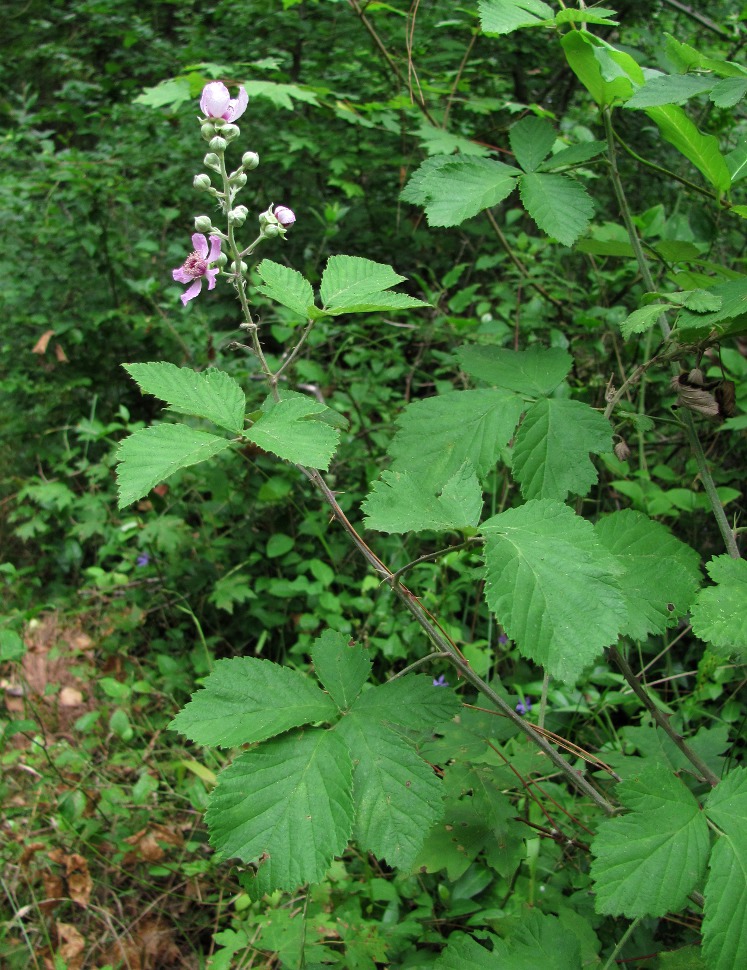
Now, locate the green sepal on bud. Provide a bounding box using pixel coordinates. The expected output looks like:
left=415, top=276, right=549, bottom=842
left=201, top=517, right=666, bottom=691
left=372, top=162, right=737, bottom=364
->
left=200, top=122, right=216, bottom=141
left=230, top=260, right=249, bottom=276
left=203, top=153, right=222, bottom=172
left=194, top=215, right=214, bottom=233
left=209, top=136, right=228, bottom=153
left=230, top=172, right=248, bottom=189
left=228, top=205, right=249, bottom=227
left=241, top=151, right=259, bottom=170
left=221, top=123, right=240, bottom=142
left=262, top=223, right=281, bottom=238
left=193, top=174, right=212, bottom=191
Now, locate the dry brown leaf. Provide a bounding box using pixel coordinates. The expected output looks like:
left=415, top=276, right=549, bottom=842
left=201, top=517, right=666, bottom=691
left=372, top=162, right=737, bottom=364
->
left=59, top=686, right=84, bottom=707
left=53, top=342, right=69, bottom=363
left=65, top=854, right=92, bottom=908
left=55, top=921, right=85, bottom=970
left=32, top=330, right=55, bottom=354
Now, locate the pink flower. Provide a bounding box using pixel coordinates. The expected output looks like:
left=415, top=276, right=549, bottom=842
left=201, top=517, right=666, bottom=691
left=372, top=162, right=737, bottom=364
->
left=172, top=234, right=222, bottom=305
left=275, top=206, right=296, bottom=228
left=200, top=82, right=248, bottom=122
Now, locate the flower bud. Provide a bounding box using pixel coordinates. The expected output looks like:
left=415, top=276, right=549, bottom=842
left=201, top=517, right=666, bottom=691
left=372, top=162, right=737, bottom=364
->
left=203, top=153, right=222, bottom=172
left=200, top=122, right=216, bottom=141
left=193, top=173, right=212, bottom=191
left=194, top=214, right=214, bottom=233
left=228, top=205, right=248, bottom=227
left=215, top=252, right=228, bottom=268
left=275, top=205, right=296, bottom=228
left=230, top=260, right=249, bottom=275
left=242, top=151, right=259, bottom=170
left=222, top=123, right=240, bottom=142
left=209, top=136, right=227, bottom=153
left=263, top=223, right=281, bottom=238
left=614, top=440, right=631, bottom=462
left=229, top=171, right=248, bottom=189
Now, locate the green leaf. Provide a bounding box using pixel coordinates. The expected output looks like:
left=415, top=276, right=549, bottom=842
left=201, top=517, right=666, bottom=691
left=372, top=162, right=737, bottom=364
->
left=626, top=74, right=715, bottom=108
left=319, top=255, right=428, bottom=315
left=435, top=933, right=499, bottom=969
left=705, top=767, right=747, bottom=840
left=690, top=556, right=747, bottom=661
left=538, top=140, right=608, bottom=171
left=208, top=573, right=256, bottom=614
left=676, top=277, right=747, bottom=338
left=435, top=913, right=583, bottom=969
left=134, top=77, right=192, bottom=108
left=478, top=0, right=553, bottom=35
left=711, top=78, right=747, bottom=108
left=554, top=7, right=618, bottom=26
left=255, top=260, right=316, bottom=319
left=590, top=764, right=711, bottom=917
left=246, top=396, right=340, bottom=469
left=243, top=79, right=320, bottom=110
left=644, top=105, right=731, bottom=192
left=124, top=362, right=246, bottom=434
left=482, top=500, right=626, bottom=683
left=509, top=117, right=555, bottom=173
left=388, top=389, right=525, bottom=490
left=459, top=345, right=572, bottom=396
left=170, top=657, right=337, bottom=747
left=350, top=674, right=461, bottom=735
left=561, top=30, right=640, bottom=107
left=415, top=120, right=491, bottom=157
left=519, top=173, right=594, bottom=246
left=620, top=303, right=674, bottom=338
left=311, top=630, right=371, bottom=712
left=362, top=462, right=483, bottom=534
left=725, top=138, right=747, bottom=184
left=400, top=155, right=519, bottom=227
left=664, top=34, right=747, bottom=79
left=594, top=510, right=702, bottom=641
left=206, top=729, right=353, bottom=891
left=511, top=398, right=612, bottom=501
left=116, top=424, right=232, bottom=509
left=338, top=716, right=444, bottom=869
left=701, top=836, right=747, bottom=970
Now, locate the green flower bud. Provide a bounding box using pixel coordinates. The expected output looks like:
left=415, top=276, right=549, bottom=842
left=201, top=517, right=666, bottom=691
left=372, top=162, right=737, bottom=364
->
left=203, top=152, right=221, bottom=172
left=228, top=205, right=248, bottom=227
left=200, top=122, right=216, bottom=141
left=230, top=260, right=249, bottom=276
left=215, top=252, right=228, bottom=268
left=194, top=215, right=214, bottom=233
left=231, top=172, right=248, bottom=189
left=222, top=123, right=240, bottom=142
left=263, top=223, right=281, bottom=238
left=209, top=136, right=227, bottom=153
left=242, top=151, right=259, bottom=170
left=193, top=174, right=212, bottom=191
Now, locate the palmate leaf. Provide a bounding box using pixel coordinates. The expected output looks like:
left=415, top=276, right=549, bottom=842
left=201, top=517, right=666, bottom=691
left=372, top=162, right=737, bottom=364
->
left=319, top=255, right=428, bottom=314
left=246, top=396, right=340, bottom=469
left=116, top=424, right=232, bottom=509
left=206, top=729, right=354, bottom=892
left=169, top=657, right=337, bottom=747
left=590, top=764, right=711, bottom=917
left=350, top=674, right=461, bottom=734
left=478, top=0, right=553, bottom=35
left=255, top=260, right=316, bottom=319
left=400, top=155, right=519, bottom=227
left=518, top=172, right=594, bottom=246
left=311, top=630, right=371, bottom=712
left=690, top=556, right=747, bottom=661
left=482, top=500, right=627, bottom=684
left=362, top=462, right=483, bottom=534
left=124, top=362, right=246, bottom=434
left=388, top=389, right=525, bottom=490
left=511, top=398, right=612, bottom=501
left=458, top=345, right=572, bottom=396
left=594, top=510, right=702, bottom=641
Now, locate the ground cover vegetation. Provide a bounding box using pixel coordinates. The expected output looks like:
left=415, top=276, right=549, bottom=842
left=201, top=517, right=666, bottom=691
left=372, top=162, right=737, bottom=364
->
left=1, top=0, right=746, bottom=967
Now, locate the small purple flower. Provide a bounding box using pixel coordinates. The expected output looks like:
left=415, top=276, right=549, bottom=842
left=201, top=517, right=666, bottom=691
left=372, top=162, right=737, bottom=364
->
left=136, top=553, right=150, bottom=567
left=433, top=675, right=449, bottom=687
left=274, top=205, right=296, bottom=228
left=172, top=233, right=222, bottom=305
left=200, top=82, right=248, bottom=122
left=516, top=697, right=532, bottom=715
left=498, top=633, right=509, bottom=645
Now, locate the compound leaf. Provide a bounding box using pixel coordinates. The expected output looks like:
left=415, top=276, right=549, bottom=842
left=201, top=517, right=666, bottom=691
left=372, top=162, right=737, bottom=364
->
left=519, top=172, right=594, bottom=246
left=170, top=657, right=337, bottom=747
left=512, top=398, right=612, bottom=501
left=246, top=396, right=339, bottom=469
left=509, top=117, right=556, bottom=172
left=401, top=155, right=519, bottom=227
left=458, top=345, right=572, bottom=396
left=482, top=500, right=626, bottom=683
left=350, top=674, right=461, bottom=735
left=117, top=424, right=232, bottom=508
left=206, top=729, right=353, bottom=892
left=311, top=630, right=371, bottom=712
left=690, top=556, right=747, bottom=660
left=256, top=260, right=316, bottom=319
left=590, top=764, right=710, bottom=917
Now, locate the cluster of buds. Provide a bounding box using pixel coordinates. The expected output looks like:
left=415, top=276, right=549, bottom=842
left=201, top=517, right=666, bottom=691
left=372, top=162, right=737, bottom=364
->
left=172, top=81, right=296, bottom=305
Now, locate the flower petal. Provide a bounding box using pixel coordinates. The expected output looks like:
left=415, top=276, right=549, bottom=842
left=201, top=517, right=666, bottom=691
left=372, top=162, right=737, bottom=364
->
left=205, top=268, right=219, bottom=290
left=207, top=235, right=222, bottom=262
left=191, top=233, right=209, bottom=257
left=180, top=279, right=203, bottom=305
left=226, top=86, right=248, bottom=122
left=200, top=82, right=230, bottom=119
left=173, top=267, right=192, bottom=283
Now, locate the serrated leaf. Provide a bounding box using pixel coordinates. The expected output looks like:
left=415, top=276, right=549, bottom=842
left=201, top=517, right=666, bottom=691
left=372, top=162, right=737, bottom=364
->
left=459, top=345, right=572, bottom=396
left=400, top=155, right=519, bottom=227
left=206, top=729, right=353, bottom=891
left=705, top=767, right=747, bottom=840
left=255, top=260, right=316, bottom=319
left=170, top=657, right=337, bottom=747
left=311, top=630, right=371, bottom=712
left=620, top=303, right=674, bottom=338
left=538, top=140, right=608, bottom=171
left=349, top=674, right=461, bottom=735
left=512, top=398, right=612, bottom=501
left=337, top=717, right=444, bottom=869
left=710, top=77, right=747, bottom=108
left=554, top=7, right=618, bottom=26
left=509, top=117, right=555, bottom=173
left=626, top=74, right=715, bottom=108
left=362, top=462, right=482, bottom=534
left=725, top=138, right=747, bottom=183
left=701, top=836, right=747, bottom=970
left=482, top=500, right=626, bottom=683
left=319, top=255, right=428, bottom=314
left=435, top=912, right=582, bottom=969
left=246, top=396, right=339, bottom=469
left=388, top=389, right=525, bottom=490
left=644, top=105, right=731, bottom=192
left=664, top=33, right=747, bottom=79
left=594, top=510, right=701, bottom=640
left=478, top=0, right=553, bottom=35
left=243, top=79, right=320, bottom=110
left=116, top=424, right=232, bottom=508
left=590, top=764, right=710, bottom=917
left=519, top=172, right=594, bottom=246
left=676, top=277, right=747, bottom=338
left=690, top=556, right=747, bottom=661
left=124, top=362, right=245, bottom=434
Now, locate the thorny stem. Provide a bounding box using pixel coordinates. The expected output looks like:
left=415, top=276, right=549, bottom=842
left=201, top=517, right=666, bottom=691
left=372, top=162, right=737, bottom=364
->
left=609, top=644, right=721, bottom=788
left=602, top=108, right=740, bottom=559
